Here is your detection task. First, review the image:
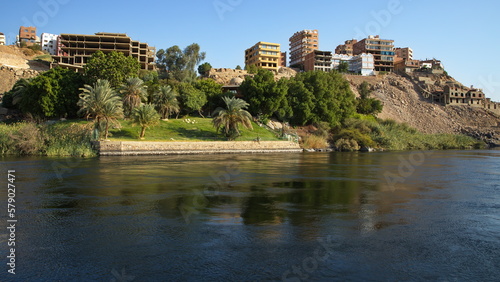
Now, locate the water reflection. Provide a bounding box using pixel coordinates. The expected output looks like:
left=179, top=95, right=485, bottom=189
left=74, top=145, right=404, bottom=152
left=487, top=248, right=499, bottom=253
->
left=2, top=149, right=499, bottom=280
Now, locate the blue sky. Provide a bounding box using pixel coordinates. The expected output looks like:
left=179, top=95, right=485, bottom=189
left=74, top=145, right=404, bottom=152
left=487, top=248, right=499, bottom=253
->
left=2, top=0, right=500, bottom=101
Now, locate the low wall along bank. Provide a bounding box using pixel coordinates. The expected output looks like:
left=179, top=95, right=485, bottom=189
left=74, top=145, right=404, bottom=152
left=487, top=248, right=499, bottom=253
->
left=94, top=141, right=303, bottom=156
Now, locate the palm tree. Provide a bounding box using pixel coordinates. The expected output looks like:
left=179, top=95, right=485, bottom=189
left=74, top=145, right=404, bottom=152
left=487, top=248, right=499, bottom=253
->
left=10, top=78, right=31, bottom=105
left=132, top=103, right=160, bottom=138
left=212, top=96, right=253, bottom=140
left=119, top=77, right=147, bottom=117
left=150, top=85, right=180, bottom=119
left=77, top=79, right=124, bottom=140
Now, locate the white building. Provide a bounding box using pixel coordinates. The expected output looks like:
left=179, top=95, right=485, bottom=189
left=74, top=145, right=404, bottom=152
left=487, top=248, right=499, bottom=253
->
left=0, top=33, right=5, bottom=45
left=41, top=33, right=59, bottom=55
left=331, top=53, right=374, bottom=76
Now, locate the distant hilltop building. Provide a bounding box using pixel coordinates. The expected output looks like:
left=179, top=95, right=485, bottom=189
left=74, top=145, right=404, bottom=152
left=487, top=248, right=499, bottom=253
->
left=332, top=53, right=375, bottom=76
left=335, top=39, right=357, bottom=55
left=353, top=35, right=394, bottom=72
left=51, top=32, right=156, bottom=72
left=289, top=29, right=319, bottom=69
left=0, top=32, right=6, bottom=45
left=40, top=33, right=59, bottom=55
left=245, top=41, right=281, bottom=72
left=304, top=50, right=332, bottom=72
left=17, top=26, right=39, bottom=46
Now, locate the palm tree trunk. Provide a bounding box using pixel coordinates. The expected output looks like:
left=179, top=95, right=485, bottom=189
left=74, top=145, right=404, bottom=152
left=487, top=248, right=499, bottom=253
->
left=104, top=118, right=109, bottom=140
left=140, top=127, right=146, bottom=138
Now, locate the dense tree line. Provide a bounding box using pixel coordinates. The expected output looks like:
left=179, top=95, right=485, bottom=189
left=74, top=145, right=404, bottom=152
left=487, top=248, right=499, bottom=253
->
left=2, top=46, right=384, bottom=141
left=239, top=69, right=360, bottom=127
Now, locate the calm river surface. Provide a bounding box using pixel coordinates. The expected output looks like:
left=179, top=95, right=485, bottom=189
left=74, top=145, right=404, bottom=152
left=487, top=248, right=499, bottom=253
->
left=1, top=149, right=499, bottom=281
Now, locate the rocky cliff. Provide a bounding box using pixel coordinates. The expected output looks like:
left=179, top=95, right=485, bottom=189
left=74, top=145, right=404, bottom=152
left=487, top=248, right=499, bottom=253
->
left=0, top=45, right=48, bottom=94
left=344, top=73, right=500, bottom=146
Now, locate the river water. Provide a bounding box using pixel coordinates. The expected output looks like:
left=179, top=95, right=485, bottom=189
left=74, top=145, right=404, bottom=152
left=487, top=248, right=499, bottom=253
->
left=1, top=149, right=499, bottom=281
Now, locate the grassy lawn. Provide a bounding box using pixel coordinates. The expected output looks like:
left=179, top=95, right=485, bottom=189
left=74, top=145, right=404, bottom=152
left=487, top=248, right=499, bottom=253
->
left=107, top=116, right=281, bottom=141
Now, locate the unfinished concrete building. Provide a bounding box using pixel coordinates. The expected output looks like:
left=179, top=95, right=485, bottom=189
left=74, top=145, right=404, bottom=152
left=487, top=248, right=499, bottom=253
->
left=52, top=32, right=156, bottom=71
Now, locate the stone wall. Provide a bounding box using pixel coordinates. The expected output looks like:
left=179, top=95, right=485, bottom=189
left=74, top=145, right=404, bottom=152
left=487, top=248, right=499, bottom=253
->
left=95, top=141, right=303, bottom=156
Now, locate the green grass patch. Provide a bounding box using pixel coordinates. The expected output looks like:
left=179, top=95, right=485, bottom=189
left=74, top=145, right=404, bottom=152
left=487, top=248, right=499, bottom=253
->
left=107, top=116, right=280, bottom=141
left=33, top=54, right=53, bottom=62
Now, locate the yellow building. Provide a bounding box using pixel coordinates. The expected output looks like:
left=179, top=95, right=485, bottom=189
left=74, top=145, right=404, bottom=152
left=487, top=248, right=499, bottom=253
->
left=244, top=42, right=281, bottom=72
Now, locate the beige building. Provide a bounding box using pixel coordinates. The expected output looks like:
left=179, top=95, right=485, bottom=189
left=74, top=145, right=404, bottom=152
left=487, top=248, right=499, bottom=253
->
left=52, top=32, right=156, bottom=72
left=280, top=51, right=287, bottom=67
left=304, top=50, right=332, bottom=72
left=0, top=33, right=6, bottom=45
left=335, top=39, right=357, bottom=55
left=395, top=47, right=413, bottom=61
left=443, top=84, right=485, bottom=107
left=289, top=29, right=319, bottom=69
left=244, top=41, right=281, bottom=72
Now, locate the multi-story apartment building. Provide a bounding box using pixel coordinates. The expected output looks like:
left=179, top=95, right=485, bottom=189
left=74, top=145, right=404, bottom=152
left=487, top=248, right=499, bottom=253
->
left=395, top=47, right=413, bottom=61
left=353, top=35, right=394, bottom=72
left=304, top=50, right=332, bottom=72
left=394, top=57, right=420, bottom=73
left=17, top=26, right=38, bottom=46
left=41, top=33, right=59, bottom=55
left=332, top=53, right=375, bottom=76
left=0, top=33, right=6, bottom=45
left=280, top=52, right=287, bottom=67
left=244, top=41, right=281, bottom=72
left=52, top=32, right=156, bottom=71
left=289, top=29, right=319, bottom=69
left=335, top=39, right=357, bottom=55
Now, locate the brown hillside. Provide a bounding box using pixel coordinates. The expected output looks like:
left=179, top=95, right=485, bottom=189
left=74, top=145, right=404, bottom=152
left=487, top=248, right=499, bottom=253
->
left=0, top=45, right=49, bottom=94
left=345, top=73, right=500, bottom=145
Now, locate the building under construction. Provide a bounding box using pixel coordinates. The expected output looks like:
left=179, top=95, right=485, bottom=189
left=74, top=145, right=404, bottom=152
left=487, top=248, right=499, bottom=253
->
left=52, top=32, right=156, bottom=71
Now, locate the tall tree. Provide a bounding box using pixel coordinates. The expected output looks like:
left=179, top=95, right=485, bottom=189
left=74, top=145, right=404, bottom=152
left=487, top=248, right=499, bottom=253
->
left=77, top=79, right=124, bottom=140
left=294, top=71, right=356, bottom=127
left=156, top=43, right=206, bottom=82
left=286, top=79, right=314, bottom=125
left=193, top=79, right=223, bottom=115
left=119, top=77, right=148, bottom=117
left=212, top=96, right=253, bottom=140
left=132, top=104, right=160, bottom=138
left=178, top=83, right=207, bottom=117
left=16, top=67, right=84, bottom=118
left=239, top=69, right=290, bottom=119
left=84, top=51, right=140, bottom=88
left=151, top=85, right=180, bottom=119
left=198, top=62, right=212, bottom=77
left=337, top=61, right=349, bottom=73
left=356, top=82, right=383, bottom=116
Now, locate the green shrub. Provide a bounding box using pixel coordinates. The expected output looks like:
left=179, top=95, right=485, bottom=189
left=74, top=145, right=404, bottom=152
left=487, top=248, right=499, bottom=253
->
left=335, top=138, right=360, bottom=152
left=0, top=121, right=96, bottom=157
left=302, top=135, right=329, bottom=149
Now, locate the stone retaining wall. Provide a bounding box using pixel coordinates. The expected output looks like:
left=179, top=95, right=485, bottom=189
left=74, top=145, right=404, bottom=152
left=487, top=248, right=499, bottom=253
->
left=95, top=141, right=303, bottom=156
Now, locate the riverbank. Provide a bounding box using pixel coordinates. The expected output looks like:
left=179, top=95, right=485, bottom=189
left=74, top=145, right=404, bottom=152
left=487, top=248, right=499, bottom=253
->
left=95, top=140, right=302, bottom=156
